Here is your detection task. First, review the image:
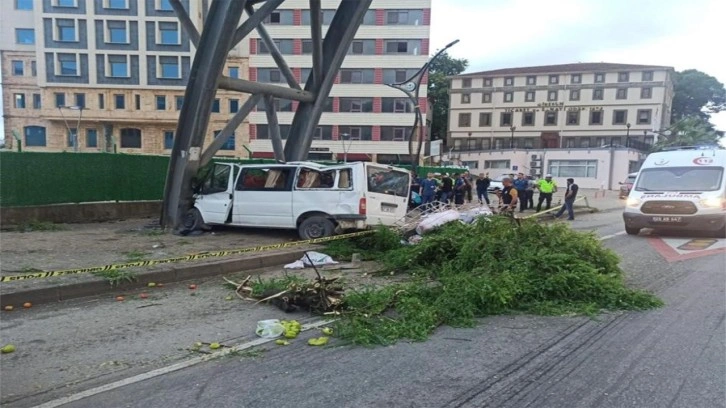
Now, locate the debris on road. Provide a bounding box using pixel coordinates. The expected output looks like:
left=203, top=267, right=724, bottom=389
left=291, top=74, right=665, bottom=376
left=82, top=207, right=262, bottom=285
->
left=283, top=251, right=338, bottom=270
left=307, top=337, right=329, bottom=346
left=255, top=319, right=285, bottom=338
left=1, top=344, right=17, bottom=354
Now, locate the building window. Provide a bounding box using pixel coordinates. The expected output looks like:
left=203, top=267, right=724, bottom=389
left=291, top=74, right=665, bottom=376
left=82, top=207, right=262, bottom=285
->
left=256, top=98, right=294, bottom=112
left=483, top=78, right=492, bottom=86
left=114, top=94, right=125, bottom=109
left=56, top=0, right=77, bottom=6
left=175, top=96, right=183, bottom=110
left=569, top=89, right=580, bottom=101
left=12, top=60, right=24, bottom=75
left=384, top=40, right=421, bottom=55
left=105, top=20, right=128, bottom=43
left=66, top=128, right=77, bottom=147
left=642, top=71, right=654, bottom=81
left=159, top=56, right=180, bottom=78
left=258, top=68, right=282, bottom=83
left=544, top=111, right=557, bottom=125
left=55, top=92, right=65, bottom=107
left=120, top=128, right=141, bottom=148
left=106, top=0, right=128, bottom=9
left=228, top=66, right=239, bottom=78
left=339, top=126, right=372, bottom=141
left=594, top=73, right=605, bottom=83
left=98, top=93, right=105, bottom=109
left=593, top=88, right=604, bottom=100
left=380, top=127, right=409, bottom=141
left=637, top=109, right=652, bottom=125
left=256, top=124, right=292, bottom=140
left=211, top=98, right=220, bottom=113
left=613, top=109, right=628, bottom=125
left=547, top=90, right=558, bottom=101
left=340, top=98, right=373, bottom=113
left=57, top=53, right=78, bottom=75
left=504, top=77, right=514, bottom=86
left=618, top=72, right=629, bottom=82
left=265, top=11, right=281, bottom=24
left=108, top=55, right=128, bottom=77
left=157, top=0, right=173, bottom=11
left=589, top=110, right=603, bottom=125
left=56, top=19, right=77, bottom=42
left=500, top=112, right=512, bottom=126
left=526, top=75, right=536, bottom=85
left=15, top=0, right=33, bottom=10
left=86, top=128, right=97, bottom=148
left=482, top=92, right=492, bottom=103
left=386, top=10, right=424, bottom=25
left=382, top=98, right=413, bottom=113
left=549, top=160, right=597, bottom=178
left=15, top=28, right=35, bottom=44
left=31, top=61, right=36, bottom=76
left=24, top=126, right=47, bottom=147
left=458, top=113, right=471, bottom=127
left=301, top=39, right=313, bottom=54
left=134, top=94, right=140, bottom=109
left=479, top=112, right=491, bottom=127
left=640, top=87, right=652, bottom=99
left=504, top=92, right=513, bottom=103
left=340, top=69, right=374, bottom=84
left=348, top=40, right=375, bottom=55
left=301, top=9, right=335, bottom=25
left=522, top=111, right=535, bottom=126
left=525, top=91, right=535, bottom=102
left=75, top=93, right=85, bottom=108
left=158, top=21, right=179, bottom=45
left=566, top=111, right=579, bottom=125
left=461, top=94, right=471, bottom=104
left=14, top=93, right=26, bottom=109
left=163, top=131, right=174, bottom=149
left=32, top=93, right=41, bottom=109
left=484, top=160, right=510, bottom=169
left=571, top=74, right=581, bottom=84
left=156, top=95, right=166, bottom=110
left=229, top=99, right=239, bottom=113
left=549, top=74, right=559, bottom=84
left=257, top=39, right=294, bottom=54
left=461, top=78, right=472, bottom=88
left=616, top=88, right=628, bottom=99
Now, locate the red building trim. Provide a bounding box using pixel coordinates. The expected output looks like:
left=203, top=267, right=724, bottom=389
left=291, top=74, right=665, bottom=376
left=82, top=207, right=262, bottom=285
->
left=336, top=153, right=372, bottom=161
left=423, top=8, right=431, bottom=25
left=375, top=9, right=384, bottom=25
left=249, top=67, right=257, bottom=82
left=372, top=125, right=381, bottom=141
left=249, top=123, right=257, bottom=140
left=375, top=39, right=384, bottom=55
left=249, top=38, right=257, bottom=54
left=418, top=97, right=428, bottom=113
left=293, top=9, right=302, bottom=25
left=332, top=97, right=340, bottom=113
left=293, top=38, right=302, bottom=55
left=332, top=125, right=339, bottom=140
left=372, top=97, right=382, bottom=113
left=374, top=68, right=383, bottom=84
left=252, top=151, right=275, bottom=159
left=422, top=38, right=430, bottom=55
left=292, top=67, right=302, bottom=82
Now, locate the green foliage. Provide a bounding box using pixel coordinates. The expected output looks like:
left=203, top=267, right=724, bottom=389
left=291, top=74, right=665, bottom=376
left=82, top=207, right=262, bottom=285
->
left=672, top=69, right=726, bottom=122
left=224, top=275, right=307, bottom=297
left=15, top=220, right=66, bottom=232
left=427, top=51, right=468, bottom=141
left=92, top=269, right=138, bottom=286
left=324, top=226, right=403, bottom=260
left=334, top=217, right=662, bottom=345
left=651, top=116, right=724, bottom=151
left=123, top=250, right=150, bottom=262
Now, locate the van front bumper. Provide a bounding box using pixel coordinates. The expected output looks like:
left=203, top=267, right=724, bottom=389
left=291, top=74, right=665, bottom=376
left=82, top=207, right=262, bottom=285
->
left=623, top=212, right=726, bottom=231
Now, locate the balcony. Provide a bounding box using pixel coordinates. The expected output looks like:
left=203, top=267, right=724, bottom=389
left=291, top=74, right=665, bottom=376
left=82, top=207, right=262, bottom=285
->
left=449, top=136, right=653, bottom=153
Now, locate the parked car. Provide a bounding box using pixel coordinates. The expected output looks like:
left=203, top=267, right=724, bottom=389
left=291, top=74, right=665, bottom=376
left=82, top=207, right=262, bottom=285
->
left=487, top=174, right=510, bottom=192
left=187, top=161, right=411, bottom=239
left=618, top=172, right=638, bottom=199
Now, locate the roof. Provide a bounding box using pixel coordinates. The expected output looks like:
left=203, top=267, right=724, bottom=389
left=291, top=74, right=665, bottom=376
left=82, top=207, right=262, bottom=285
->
left=456, top=63, right=674, bottom=78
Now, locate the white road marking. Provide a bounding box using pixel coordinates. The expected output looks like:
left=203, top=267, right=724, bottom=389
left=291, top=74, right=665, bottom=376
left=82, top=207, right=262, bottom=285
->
left=600, top=231, right=626, bottom=241
left=32, top=319, right=333, bottom=408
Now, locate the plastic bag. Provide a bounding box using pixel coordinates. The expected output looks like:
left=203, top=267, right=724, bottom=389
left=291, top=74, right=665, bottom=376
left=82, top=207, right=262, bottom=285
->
left=416, top=209, right=460, bottom=235
left=301, top=251, right=338, bottom=266
left=255, top=319, right=284, bottom=338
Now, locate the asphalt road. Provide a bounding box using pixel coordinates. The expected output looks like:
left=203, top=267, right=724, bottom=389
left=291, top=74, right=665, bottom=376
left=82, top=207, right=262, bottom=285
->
left=1, top=210, right=724, bottom=408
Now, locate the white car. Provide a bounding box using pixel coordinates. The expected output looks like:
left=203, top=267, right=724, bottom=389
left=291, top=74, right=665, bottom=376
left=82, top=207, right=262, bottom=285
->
left=487, top=174, right=510, bottom=192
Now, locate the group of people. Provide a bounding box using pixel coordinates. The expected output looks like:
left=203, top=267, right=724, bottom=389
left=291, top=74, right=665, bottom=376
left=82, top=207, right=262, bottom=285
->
left=412, top=171, right=580, bottom=221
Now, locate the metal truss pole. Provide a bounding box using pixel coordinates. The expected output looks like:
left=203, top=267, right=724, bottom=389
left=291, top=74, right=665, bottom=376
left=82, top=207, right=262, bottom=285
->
left=386, top=39, right=459, bottom=173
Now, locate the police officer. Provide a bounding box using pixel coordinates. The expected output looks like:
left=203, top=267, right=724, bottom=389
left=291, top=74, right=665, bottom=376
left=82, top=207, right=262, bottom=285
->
left=535, top=174, right=558, bottom=212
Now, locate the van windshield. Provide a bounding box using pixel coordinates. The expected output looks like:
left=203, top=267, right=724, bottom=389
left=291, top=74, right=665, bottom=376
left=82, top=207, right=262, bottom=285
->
left=635, top=166, right=723, bottom=192
left=366, top=166, right=410, bottom=197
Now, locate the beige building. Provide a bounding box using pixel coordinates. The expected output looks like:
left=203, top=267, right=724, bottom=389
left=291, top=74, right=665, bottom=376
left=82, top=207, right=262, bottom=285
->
left=447, top=62, right=675, bottom=189
left=2, top=0, right=432, bottom=163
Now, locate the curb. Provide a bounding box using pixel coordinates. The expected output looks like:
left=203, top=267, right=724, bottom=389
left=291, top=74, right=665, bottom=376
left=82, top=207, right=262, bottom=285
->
left=0, top=249, right=309, bottom=307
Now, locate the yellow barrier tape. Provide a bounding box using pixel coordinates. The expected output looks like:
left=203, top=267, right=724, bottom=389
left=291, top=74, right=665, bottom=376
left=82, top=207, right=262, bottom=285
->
left=520, top=196, right=589, bottom=220
left=0, top=230, right=375, bottom=283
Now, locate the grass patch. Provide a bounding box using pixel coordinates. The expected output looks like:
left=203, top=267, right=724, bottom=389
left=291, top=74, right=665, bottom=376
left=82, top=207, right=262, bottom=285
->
left=324, top=225, right=402, bottom=261
left=123, top=250, right=150, bottom=262
left=92, top=269, right=138, bottom=286
left=140, top=229, right=165, bottom=237
left=15, top=220, right=66, bottom=232
left=228, top=347, right=266, bottom=359
left=327, top=217, right=663, bottom=346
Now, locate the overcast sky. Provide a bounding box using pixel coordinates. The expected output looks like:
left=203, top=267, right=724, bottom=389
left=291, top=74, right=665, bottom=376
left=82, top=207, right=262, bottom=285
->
left=429, top=0, right=726, bottom=132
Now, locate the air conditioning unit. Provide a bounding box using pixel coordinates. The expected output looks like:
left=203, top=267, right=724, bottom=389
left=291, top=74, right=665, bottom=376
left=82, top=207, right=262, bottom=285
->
left=530, top=161, right=541, bottom=168
left=531, top=154, right=539, bottom=160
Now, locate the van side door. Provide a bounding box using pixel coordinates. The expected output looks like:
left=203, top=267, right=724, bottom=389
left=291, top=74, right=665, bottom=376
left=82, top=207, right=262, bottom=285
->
left=194, top=163, right=235, bottom=225
left=232, top=166, right=295, bottom=228
left=364, top=163, right=410, bottom=226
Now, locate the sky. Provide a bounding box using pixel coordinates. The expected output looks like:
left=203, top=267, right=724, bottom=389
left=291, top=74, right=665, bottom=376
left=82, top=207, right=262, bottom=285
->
left=2, top=0, right=725, bottom=142
left=429, top=0, right=726, bottom=133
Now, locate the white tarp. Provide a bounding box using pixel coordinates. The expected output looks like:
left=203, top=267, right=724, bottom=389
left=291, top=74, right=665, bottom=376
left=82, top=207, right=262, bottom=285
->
left=284, top=251, right=339, bottom=269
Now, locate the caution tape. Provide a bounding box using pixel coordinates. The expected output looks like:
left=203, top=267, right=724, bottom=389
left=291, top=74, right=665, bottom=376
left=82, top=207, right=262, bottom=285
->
left=0, top=230, right=375, bottom=283
left=520, top=196, right=590, bottom=220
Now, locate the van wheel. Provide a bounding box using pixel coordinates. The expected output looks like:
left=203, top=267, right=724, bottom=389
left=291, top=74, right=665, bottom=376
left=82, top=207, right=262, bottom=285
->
left=183, top=208, right=207, bottom=231
left=625, top=226, right=640, bottom=235
left=298, top=216, right=335, bottom=240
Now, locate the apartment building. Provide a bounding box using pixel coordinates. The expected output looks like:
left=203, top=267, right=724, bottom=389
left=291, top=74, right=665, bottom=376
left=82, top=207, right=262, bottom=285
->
left=2, top=0, right=431, bottom=163
left=447, top=62, right=675, bottom=189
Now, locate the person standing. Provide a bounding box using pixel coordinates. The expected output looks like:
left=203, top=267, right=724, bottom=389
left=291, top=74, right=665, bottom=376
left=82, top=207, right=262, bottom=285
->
left=453, top=173, right=466, bottom=205
left=419, top=172, right=438, bottom=208
left=554, top=178, right=578, bottom=220
left=535, top=174, right=558, bottom=212
left=513, top=173, right=529, bottom=213
left=496, top=177, right=518, bottom=213
left=525, top=175, right=535, bottom=209
left=440, top=173, right=453, bottom=204
left=476, top=173, right=491, bottom=205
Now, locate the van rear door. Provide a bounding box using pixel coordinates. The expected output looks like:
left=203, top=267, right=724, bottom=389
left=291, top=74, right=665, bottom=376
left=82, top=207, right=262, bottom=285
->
left=364, top=163, right=410, bottom=226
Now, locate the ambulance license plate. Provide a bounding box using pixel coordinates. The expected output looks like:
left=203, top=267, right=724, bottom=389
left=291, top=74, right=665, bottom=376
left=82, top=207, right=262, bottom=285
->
left=651, top=216, right=683, bottom=223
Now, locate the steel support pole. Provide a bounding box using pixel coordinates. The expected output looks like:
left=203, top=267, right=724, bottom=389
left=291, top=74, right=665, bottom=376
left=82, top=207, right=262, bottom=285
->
left=284, top=0, right=372, bottom=161
left=309, top=0, right=323, bottom=89
left=200, top=94, right=261, bottom=166
left=217, top=77, right=315, bottom=102
left=245, top=5, right=300, bottom=90
left=161, top=0, right=246, bottom=230
left=264, top=95, right=285, bottom=162
left=169, top=0, right=199, bottom=47
left=229, top=0, right=286, bottom=51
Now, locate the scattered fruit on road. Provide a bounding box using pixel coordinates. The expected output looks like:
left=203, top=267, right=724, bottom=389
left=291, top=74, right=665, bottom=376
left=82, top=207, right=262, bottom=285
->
left=147, top=282, right=156, bottom=287
left=115, top=296, right=125, bottom=302
left=209, top=342, right=221, bottom=350
left=281, top=320, right=302, bottom=339
left=157, top=283, right=164, bottom=288
left=308, top=337, right=329, bottom=346
left=224, top=295, right=234, bottom=301
left=275, top=340, right=290, bottom=346
left=321, top=327, right=333, bottom=335
left=23, top=302, right=32, bottom=309
left=188, top=284, right=197, bottom=290
left=1, top=344, right=16, bottom=354
left=4, top=305, right=14, bottom=311
left=139, top=293, right=149, bottom=299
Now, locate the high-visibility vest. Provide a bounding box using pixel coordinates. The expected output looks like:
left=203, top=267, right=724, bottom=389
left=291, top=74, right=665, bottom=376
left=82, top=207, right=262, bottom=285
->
left=538, top=180, right=557, bottom=193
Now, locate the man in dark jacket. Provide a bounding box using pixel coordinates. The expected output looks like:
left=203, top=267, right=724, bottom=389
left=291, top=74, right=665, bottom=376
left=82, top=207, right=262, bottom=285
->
left=554, top=178, right=579, bottom=220
left=440, top=173, right=453, bottom=204
left=476, top=173, right=491, bottom=204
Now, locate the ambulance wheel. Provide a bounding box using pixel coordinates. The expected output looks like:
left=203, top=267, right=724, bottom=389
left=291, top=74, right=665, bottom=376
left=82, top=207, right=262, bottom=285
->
left=298, top=216, right=335, bottom=240
left=625, top=226, right=640, bottom=235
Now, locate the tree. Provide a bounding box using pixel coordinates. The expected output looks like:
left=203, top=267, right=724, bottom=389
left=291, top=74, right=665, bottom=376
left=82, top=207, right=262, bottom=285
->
left=427, top=52, right=468, bottom=141
left=652, top=116, right=724, bottom=151
left=671, top=69, right=726, bottom=122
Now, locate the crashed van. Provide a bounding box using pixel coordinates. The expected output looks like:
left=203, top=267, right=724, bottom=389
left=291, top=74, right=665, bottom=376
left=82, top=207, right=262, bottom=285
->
left=186, top=161, right=411, bottom=239
left=623, top=147, right=726, bottom=237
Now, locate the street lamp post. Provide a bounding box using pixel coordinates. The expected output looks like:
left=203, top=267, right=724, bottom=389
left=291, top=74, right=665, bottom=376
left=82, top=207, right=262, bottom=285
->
left=340, top=132, right=352, bottom=163
left=626, top=122, right=631, bottom=147
left=509, top=126, right=516, bottom=149
left=58, top=105, right=84, bottom=152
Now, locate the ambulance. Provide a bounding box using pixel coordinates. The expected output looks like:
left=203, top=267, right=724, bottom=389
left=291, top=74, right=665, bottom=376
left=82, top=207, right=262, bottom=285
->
left=622, top=147, right=726, bottom=237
